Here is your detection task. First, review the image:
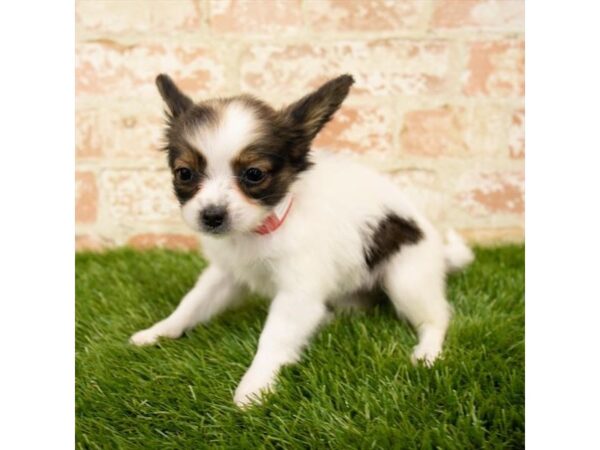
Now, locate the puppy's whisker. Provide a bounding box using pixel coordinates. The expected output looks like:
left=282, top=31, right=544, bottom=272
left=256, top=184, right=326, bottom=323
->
left=252, top=193, right=286, bottom=203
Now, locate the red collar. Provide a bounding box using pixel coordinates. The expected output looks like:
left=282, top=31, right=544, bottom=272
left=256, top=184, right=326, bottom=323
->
left=254, top=195, right=294, bottom=235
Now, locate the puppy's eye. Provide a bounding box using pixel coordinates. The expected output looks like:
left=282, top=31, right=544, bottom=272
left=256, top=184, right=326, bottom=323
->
left=243, top=167, right=266, bottom=184
left=175, top=167, right=193, bottom=182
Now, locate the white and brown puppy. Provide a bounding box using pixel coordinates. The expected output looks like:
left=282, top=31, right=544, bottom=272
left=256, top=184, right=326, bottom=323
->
left=130, top=74, right=474, bottom=407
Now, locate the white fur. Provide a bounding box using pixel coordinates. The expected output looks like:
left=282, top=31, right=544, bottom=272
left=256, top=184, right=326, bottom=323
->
left=131, top=106, right=474, bottom=407
left=181, top=102, right=268, bottom=234
left=130, top=265, right=243, bottom=345
left=444, top=229, right=475, bottom=272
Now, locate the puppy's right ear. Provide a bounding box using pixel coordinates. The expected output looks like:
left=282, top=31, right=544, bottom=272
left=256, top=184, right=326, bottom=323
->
left=156, top=74, right=193, bottom=118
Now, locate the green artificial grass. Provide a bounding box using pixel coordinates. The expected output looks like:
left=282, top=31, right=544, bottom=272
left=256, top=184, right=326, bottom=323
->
left=76, top=245, right=524, bottom=449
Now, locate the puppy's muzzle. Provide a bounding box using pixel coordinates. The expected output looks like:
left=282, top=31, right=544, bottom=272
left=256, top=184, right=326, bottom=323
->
left=200, top=205, right=229, bottom=234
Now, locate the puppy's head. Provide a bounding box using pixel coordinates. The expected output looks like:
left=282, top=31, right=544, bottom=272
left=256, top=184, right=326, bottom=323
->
left=156, top=74, right=354, bottom=235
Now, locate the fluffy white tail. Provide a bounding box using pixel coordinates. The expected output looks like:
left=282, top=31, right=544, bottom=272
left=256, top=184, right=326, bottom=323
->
left=444, top=229, right=474, bottom=273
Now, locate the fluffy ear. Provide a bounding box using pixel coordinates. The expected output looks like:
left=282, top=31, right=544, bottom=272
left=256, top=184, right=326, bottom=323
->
left=156, top=74, right=193, bottom=118
left=283, top=74, right=354, bottom=142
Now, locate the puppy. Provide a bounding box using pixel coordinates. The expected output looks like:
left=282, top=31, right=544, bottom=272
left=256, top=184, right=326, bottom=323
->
left=130, top=74, right=474, bottom=407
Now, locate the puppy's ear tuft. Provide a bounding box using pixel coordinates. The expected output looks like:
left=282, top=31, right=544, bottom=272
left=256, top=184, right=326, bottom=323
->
left=284, top=74, right=354, bottom=142
left=156, top=74, right=193, bottom=118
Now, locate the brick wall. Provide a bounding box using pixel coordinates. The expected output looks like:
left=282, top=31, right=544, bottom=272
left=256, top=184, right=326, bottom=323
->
left=75, top=0, right=525, bottom=251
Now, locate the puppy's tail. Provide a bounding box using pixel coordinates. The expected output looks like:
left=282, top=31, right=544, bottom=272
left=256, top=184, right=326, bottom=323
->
left=444, top=229, right=474, bottom=273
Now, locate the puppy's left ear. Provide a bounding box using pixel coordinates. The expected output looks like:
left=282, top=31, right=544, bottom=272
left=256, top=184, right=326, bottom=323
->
left=283, top=74, right=354, bottom=143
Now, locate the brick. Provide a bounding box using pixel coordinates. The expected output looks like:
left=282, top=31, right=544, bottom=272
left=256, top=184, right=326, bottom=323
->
left=76, top=103, right=165, bottom=160
left=466, top=104, right=510, bottom=156
left=76, top=0, right=203, bottom=34
left=305, top=0, right=424, bottom=32
left=388, top=168, right=447, bottom=222
left=128, top=233, right=199, bottom=250
left=100, top=170, right=179, bottom=224
left=457, top=170, right=524, bottom=215
left=313, top=105, right=392, bottom=153
left=75, top=108, right=103, bottom=158
left=401, top=106, right=468, bottom=157
left=463, top=40, right=524, bottom=97
left=459, top=227, right=524, bottom=244
left=432, top=0, right=524, bottom=32
left=241, top=39, right=452, bottom=100
left=73, top=0, right=525, bottom=247
left=401, top=104, right=512, bottom=157
left=509, top=108, right=525, bottom=159
left=76, top=234, right=108, bottom=251
left=387, top=41, right=453, bottom=95
left=76, top=171, right=98, bottom=223
left=209, top=0, right=302, bottom=33
left=76, top=41, right=226, bottom=98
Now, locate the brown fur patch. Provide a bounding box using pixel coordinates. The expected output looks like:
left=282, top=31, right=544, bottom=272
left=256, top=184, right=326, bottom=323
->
left=227, top=76, right=355, bottom=206
left=232, top=141, right=299, bottom=207
left=170, top=148, right=206, bottom=205
left=161, top=105, right=216, bottom=204
left=156, top=74, right=193, bottom=119
left=227, top=94, right=314, bottom=206
left=364, top=213, right=424, bottom=269
left=282, top=74, right=355, bottom=141
left=156, top=74, right=355, bottom=208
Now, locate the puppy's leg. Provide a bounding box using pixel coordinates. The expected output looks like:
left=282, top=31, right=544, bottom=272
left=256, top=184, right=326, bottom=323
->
left=234, top=291, right=327, bottom=407
left=130, top=265, right=241, bottom=346
left=382, top=244, right=451, bottom=366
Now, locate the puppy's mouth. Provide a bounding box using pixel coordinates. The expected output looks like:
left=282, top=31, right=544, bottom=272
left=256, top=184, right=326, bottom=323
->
left=200, top=223, right=230, bottom=235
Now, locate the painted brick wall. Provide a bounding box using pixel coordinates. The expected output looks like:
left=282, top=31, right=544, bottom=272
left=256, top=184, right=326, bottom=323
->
left=75, top=0, right=525, bottom=251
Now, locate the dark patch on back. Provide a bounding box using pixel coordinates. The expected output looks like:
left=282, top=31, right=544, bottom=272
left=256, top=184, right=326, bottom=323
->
left=363, top=213, right=424, bottom=269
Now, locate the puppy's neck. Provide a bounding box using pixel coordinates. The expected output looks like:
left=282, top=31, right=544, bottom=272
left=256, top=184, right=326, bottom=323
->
left=254, top=193, right=294, bottom=236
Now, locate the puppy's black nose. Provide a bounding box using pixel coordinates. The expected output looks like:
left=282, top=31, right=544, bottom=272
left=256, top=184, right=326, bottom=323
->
left=201, top=205, right=228, bottom=230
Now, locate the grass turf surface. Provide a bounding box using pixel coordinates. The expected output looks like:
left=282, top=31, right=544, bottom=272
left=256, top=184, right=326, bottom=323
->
left=76, top=245, right=524, bottom=449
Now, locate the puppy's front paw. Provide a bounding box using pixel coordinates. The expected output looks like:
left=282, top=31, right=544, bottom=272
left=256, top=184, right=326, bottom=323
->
left=129, top=321, right=181, bottom=346
left=129, top=328, right=162, bottom=346
left=233, top=369, right=277, bottom=408
left=411, top=344, right=442, bottom=367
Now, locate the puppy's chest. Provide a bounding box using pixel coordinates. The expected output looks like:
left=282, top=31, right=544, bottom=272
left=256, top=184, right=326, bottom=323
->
left=236, top=261, right=277, bottom=297
left=203, top=237, right=279, bottom=297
